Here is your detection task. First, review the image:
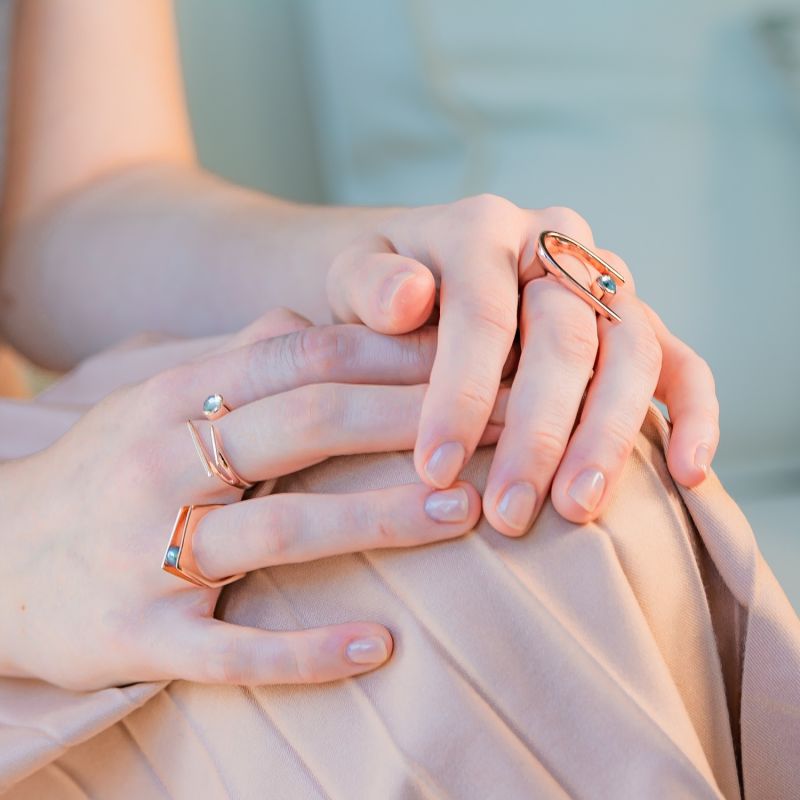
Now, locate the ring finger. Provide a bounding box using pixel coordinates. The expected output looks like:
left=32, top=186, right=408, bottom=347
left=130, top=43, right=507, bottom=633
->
left=550, top=253, right=662, bottom=522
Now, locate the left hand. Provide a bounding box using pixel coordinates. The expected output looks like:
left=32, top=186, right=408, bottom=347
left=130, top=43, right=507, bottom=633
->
left=328, top=196, right=719, bottom=535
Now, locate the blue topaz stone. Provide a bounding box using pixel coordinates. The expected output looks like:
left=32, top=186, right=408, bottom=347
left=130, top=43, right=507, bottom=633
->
left=203, top=394, right=224, bottom=417
left=165, top=546, right=180, bottom=567
left=596, top=274, right=617, bottom=295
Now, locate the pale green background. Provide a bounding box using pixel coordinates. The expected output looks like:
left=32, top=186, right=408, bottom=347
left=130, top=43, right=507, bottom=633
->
left=175, top=1, right=800, bottom=608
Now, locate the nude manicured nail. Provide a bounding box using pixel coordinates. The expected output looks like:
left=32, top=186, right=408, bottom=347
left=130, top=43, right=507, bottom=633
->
left=424, top=441, right=466, bottom=488
left=424, top=487, right=470, bottom=523
left=694, top=444, right=711, bottom=476
left=496, top=481, right=537, bottom=532
left=568, top=468, right=605, bottom=513
left=346, top=636, right=389, bottom=665
left=380, top=271, right=416, bottom=312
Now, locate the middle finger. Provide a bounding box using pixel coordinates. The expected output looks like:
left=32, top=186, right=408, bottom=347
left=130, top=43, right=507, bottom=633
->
left=483, top=277, right=598, bottom=536
left=190, top=481, right=482, bottom=582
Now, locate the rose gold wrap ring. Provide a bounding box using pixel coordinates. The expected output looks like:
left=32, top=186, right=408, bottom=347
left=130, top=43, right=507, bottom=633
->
left=186, top=393, right=254, bottom=491
left=537, top=230, right=626, bottom=322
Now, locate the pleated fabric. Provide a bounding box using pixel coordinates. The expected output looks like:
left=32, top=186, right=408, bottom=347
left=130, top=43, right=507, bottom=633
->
left=0, top=339, right=798, bottom=799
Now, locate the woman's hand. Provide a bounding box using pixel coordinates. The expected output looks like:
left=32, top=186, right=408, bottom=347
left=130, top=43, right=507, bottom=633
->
left=0, top=310, right=503, bottom=692
left=328, top=197, right=719, bottom=535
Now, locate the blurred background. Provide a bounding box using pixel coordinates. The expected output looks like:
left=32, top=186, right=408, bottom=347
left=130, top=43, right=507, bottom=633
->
left=1, top=0, right=798, bottom=606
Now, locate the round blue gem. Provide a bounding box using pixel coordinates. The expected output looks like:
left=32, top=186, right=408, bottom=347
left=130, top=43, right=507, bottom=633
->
left=597, top=274, right=617, bottom=295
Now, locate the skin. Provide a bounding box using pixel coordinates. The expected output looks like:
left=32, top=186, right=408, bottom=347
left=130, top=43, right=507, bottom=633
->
left=0, top=2, right=721, bottom=686
left=0, top=310, right=512, bottom=689
left=0, top=1, right=720, bottom=533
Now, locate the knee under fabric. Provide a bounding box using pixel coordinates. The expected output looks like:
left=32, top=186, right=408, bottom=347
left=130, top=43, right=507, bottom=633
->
left=1, top=342, right=798, bottom=798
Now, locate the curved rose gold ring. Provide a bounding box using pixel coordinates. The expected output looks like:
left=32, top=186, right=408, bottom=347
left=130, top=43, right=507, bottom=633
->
left=162, top=504, right=245, bottom=588
left=537, top=230, right=626, bottom=322
left=187, top=394, right=254, bottom=491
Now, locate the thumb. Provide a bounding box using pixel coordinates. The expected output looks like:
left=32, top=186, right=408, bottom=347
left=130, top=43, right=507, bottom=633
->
left=328, top=244, right=436, bottom=334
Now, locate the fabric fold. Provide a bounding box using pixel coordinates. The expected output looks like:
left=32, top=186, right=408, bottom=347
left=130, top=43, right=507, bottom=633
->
left=1, top=337, right=797, bottom=798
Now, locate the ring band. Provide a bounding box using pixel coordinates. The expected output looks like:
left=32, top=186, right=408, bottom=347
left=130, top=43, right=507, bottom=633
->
left=188, top=394, right=254, bottom=491
left=162, top=504, right=245, bottom=588
left=537, top=230, right=626, bottom=322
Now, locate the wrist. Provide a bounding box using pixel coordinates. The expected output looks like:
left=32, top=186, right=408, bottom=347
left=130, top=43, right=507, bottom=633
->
left=205, top=183, right=402, bottom=325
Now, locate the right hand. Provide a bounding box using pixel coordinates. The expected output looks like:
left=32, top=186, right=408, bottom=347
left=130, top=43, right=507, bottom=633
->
left=0, top=310, right=502, bottom=691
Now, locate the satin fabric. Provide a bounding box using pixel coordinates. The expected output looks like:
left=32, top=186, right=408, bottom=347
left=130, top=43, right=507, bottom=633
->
left=0, top=338, right=798, bottom=798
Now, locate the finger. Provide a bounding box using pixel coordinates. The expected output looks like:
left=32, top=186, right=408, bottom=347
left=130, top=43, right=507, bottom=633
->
left=192, top=481, right=481, bottom=580
left=177, top=384, right=507, bottom=494
left=517, top=205, right=636, bottom=290
left=415, top=251, right=519, bottom=488
left=328, top=242, right=437, bottom=333
left=551, top=286, right=662, bottom=523
left=184, top=384, right=509, bottom=487
left=207, top=307, right=313, bottom=355
left=166, top=617, right=395, bottom=685
left=642, top=302, right=720, bottom=487
left=148, top=324, right=440, bottom=418
left=483, top=277, right=598, bottom=536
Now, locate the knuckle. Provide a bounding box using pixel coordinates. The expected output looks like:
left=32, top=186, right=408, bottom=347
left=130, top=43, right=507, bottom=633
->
left=288, top=383, right=342, bottom=434
left=259, top=503, right=290, bottom=562
left=628, top=324, right=663, bottom=377
left=541, top=205, right=593, bottom=242
left=244, top=307, right=310, bottom=343
left=288, top=325, right=354, bottom=378
left=528, top=426, right=569, bottom=465
left=453, top=374, right=498, bottom=417
left=289, top=641, right=319, bottom=684
left=550, top=320, right=598, bottom=366
left=370, top=504, right=401, bottom=545
left=599, top=419, right=636, bottom=464
left=342, top=499, right=397, bottom=546
left=689, top=351, right=719, bottom=410
left=206, top=637, right=254, bottom=685
left=462, top=192, right=518, bottom=218
left=462, top=295, right=517, bottom=344
left=401, top=328, right=436, bottom=371
left=138, top=367, right=185, bottom=412
left=453, top=194, right=522, bottom=238
left=120, top=434, right=169, bottom=492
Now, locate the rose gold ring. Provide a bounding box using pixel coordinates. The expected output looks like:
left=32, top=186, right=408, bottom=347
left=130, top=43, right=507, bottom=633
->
left=537, top=230, right=626, bottom=322
left=187, top=394, right=254, bottom=491
left=162, top=504, right=245, bottom=588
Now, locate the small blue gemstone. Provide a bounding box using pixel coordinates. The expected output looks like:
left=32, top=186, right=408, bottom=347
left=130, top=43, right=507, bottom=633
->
left=597, top=274, right=617, bottom=295
left=203, top=394, right=223, bottom=416
left=165, top=546, right=180, bottom=567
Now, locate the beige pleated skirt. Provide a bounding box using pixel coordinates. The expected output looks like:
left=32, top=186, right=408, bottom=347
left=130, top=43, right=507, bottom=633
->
left=0, top=339, right=798, bottom=799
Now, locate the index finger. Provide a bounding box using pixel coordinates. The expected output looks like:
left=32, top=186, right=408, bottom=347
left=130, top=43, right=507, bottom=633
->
left=414, top=250, right=519, bottom=488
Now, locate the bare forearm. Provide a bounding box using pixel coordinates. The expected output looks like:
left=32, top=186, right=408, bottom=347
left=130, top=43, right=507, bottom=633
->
left=0, top=2, right=397, bottom=368
left=1, top=164, right=395, bottom=369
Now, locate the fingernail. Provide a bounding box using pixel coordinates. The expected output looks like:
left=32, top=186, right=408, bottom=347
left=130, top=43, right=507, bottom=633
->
left=694, top=444, right=712, bottom=476
left=496, top=481, right=537, bottom=532
left=424, top=487, right=470, bottom=523
left=424, top=441, right=466, bottom=488
left=568, top=468, right=605, bottom=513
left=380, top=271, right=416, bottom=312
left=346, top=636, right=389, bottom=665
